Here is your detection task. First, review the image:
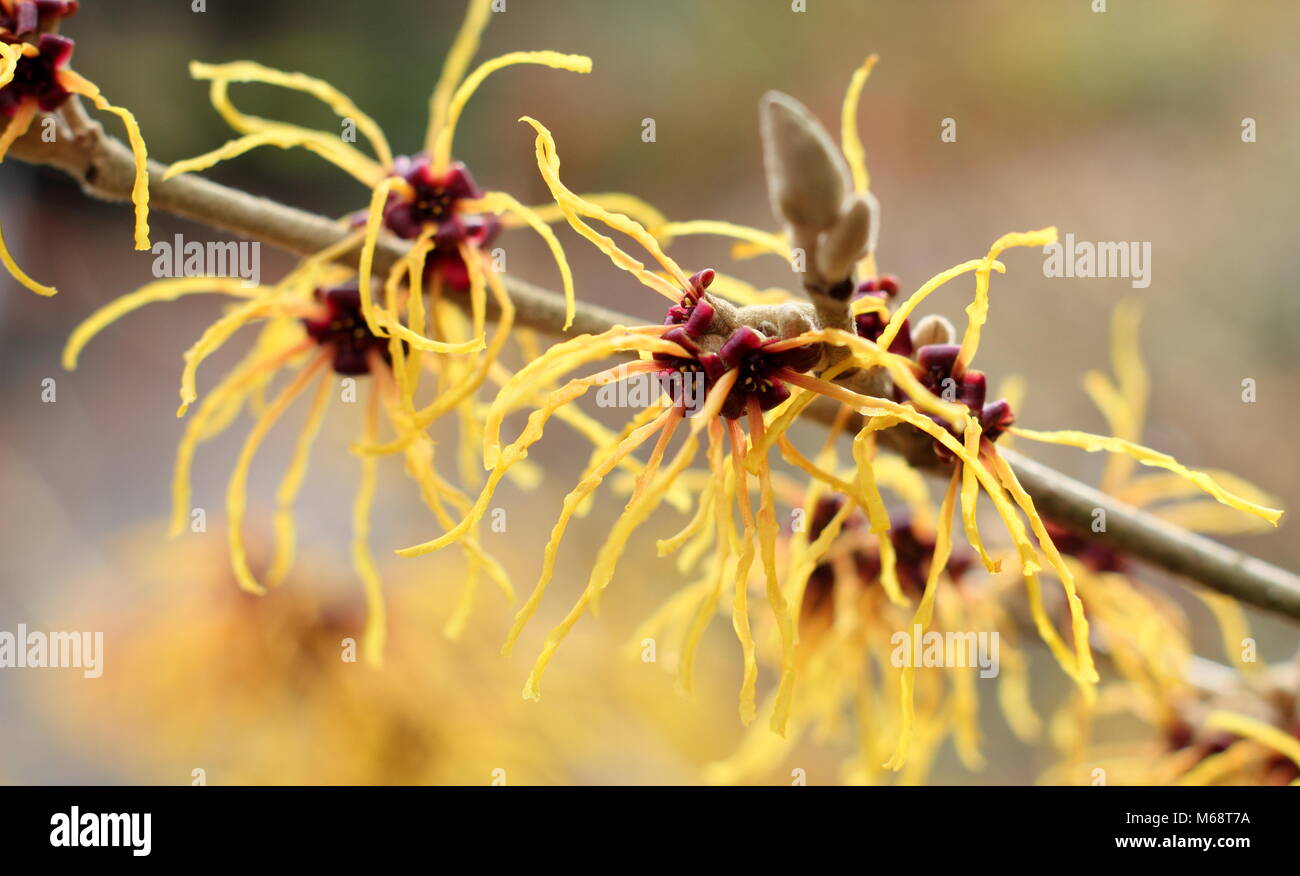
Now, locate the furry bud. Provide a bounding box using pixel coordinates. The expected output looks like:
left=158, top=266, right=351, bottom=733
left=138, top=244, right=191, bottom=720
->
left=815, top=193, right=874, bottom=287
left=911, top=313, right=956, bottom=350
left=760, top=91, right=851, bottom=235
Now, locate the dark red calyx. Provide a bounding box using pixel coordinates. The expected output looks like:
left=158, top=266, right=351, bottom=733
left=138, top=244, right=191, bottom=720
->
left=807, top=495, right=859, bottom=541
left=803, top=509, right=976, bottom=617
left=1042, top=518, right=1128, bottom=574
left=655, top=270, right=727, bottom=410
left=0, top=32, right=72, bottom=117
left=904, top=343, right=1016, bottom=454
left=365, top=156, right=499, bottom=293
left=800, top=495, right=859, bottom=620
left=657, top=269, right=820, bottom=420
left=302, top=285, right=393, bottom=375
left=652, top=345, right=722, bottom=418
left=854, top=303, right=913, bottom=357
left=856, top=274, right=900, bottom=298
left=852, top=275, right=913, bottom=357
left=801, top=565, right=836, bottom=619
left=655, top=324, right=816, bottom=421
left=663, top=294, right=716, bottom=340
left=888, top=515, right=974, bottom=597
left=664, top=269, right=717, bottom=331
left=386, top=156, right=481, bottom=235
left=0, top=1, right=78, bottom=41
left=686, top=268, right=715, bottom=296
left=716, top=326, right=817, bottom=420
left=916, top=343, right=961, bottom=382
left=1165, top=718, right=1196, bottom=752
left=979, top=399, right=1014, bottom=438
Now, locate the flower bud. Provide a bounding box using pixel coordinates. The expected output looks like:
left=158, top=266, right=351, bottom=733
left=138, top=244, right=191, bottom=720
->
left=815, top=193, right=873, bottom=287
left=759, top=90, right=851, bottom=235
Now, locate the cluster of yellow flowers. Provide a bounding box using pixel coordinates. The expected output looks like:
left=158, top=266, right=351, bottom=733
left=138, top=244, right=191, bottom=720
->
left=9, top=0, right=1294, bottom=783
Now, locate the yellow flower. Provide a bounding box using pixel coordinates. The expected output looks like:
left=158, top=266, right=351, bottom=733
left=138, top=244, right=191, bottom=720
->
left=398, top=56, right=1284, bottom=777
left=55, top=0, right=618, bottom=664
left=698, top=464, right=1044, bottom=785
left=1018, top=303, right=1290, bottom=785
left=160, top=0, right=587, bottom=335
left=708, top=308, right=1265, bottom=783
left=35, top=530, right=718, bottom=785
left=0, top=0, right=151, bottom=295
left=1031, top=302, right=1278, bottom=697
left=395, top=116, right=1012, bottom=744
left=1046, top=680, right=1300, bottom=786
left=61, top=222, right=525, bottom=661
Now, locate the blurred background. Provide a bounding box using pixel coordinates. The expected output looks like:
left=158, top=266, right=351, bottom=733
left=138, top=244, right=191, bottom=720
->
left=0, top=0, right=1296, bottom=784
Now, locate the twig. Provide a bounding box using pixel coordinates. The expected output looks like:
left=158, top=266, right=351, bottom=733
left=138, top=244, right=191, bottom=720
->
left=10, top=118, right=631, bottom=337
left=999, top=449, right=1300, bottom=620
left=10, top=122, right=1300, bottom=624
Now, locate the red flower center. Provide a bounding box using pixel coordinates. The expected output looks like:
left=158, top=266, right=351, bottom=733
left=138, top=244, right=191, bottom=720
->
left=800, top=495, right=975, bottom=618
left=366, top=156, right=500, bottom=292
left=655, top=270, right=820, bottom=419
left=853, top=274, right=913, bottom=357
left=0, top=32, right=73, bottom=118
left=302, top=285, right=393, bottom=375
